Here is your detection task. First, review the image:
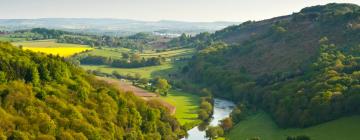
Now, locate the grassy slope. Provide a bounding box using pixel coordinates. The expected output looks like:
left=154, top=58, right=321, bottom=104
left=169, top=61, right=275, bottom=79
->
left=82, top=63, right=175, bottom=79
left=85, top=48, right=132, bottom=59
left=80, top=48, right=194, bottom=78
left=83, top=47, right=195, bottom=59
left=159, top=90, right=201, bottom=125
left=140, top=48, right=195, bottom=59
left=12, top=40, right=92, bottom=57
left=227, top=111, right=360, bottom=140
left=82, top=48, right=200, bottom=125
left=0, top=36, right=27, bottom=42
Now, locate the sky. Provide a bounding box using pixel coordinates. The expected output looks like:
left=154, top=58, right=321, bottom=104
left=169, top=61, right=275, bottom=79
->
left=1, top=0, right=360, bottom=22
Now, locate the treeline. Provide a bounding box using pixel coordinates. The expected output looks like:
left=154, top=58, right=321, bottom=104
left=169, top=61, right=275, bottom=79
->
left=11, top=28, right=71, bottom=40
left=0, top=42, right=185, bottom=139
left=57, top=32, right=157, bottom=51
left=197, top=89, right=213, bottom=121
left=78, top=53, right=164, bottom=68
left=167, top=33, right=214, bottom=50
left=9, top=28, right=159, bottom=51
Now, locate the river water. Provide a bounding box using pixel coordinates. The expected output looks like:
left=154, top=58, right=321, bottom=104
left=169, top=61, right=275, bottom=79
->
left=182, top=98, right=235, bottom=140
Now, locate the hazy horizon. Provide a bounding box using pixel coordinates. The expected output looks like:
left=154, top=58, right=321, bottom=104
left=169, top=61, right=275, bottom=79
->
left=1, top=0, right=360, bottom=22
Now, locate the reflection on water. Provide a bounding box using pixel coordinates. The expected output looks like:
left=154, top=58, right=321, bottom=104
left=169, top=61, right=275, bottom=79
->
left=182, top=98, right=235, bottom=140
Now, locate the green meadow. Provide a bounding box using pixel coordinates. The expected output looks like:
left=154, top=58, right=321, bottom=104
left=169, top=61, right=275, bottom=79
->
left=81, top=62, right=184, bottom=79
left=85, top=48, right=133, bottom=59
left=160, top=90, right=201, bottom=125
left=82, top=47, right=195, bottom=59
left=227, top=111, right=360, bottom=140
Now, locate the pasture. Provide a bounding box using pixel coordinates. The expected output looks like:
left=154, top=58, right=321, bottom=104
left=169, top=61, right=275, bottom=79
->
left=0, top=36, right=27, bottom=42
left=85, top=48, right=133, bottom=59
left=12, top=40, right=92, bottom=57
left=82, top=62, right=185, bottom=79
left=160, top=90, right=201, bottom=125
left=82, top=47, right=195, bottom=60
left=140, top=48, right=195, bottom=59
left=226, top=111, right=360, bottom=140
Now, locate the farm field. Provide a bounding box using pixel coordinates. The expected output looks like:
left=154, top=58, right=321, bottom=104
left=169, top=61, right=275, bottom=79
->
left=140, top=48, right=195, bottom=59
left=82, top=62, right=184, bottom=79
left=0, top=36, right=27, bottom=42
left=160, top=90, right=201, bottom=125
left=226, top=111, right=360, bottom=140
left=82, top=47, right=195, bottom=60
left=12, top=40, right=92, bottom=57
left=85, top=48, right=133, bottom=59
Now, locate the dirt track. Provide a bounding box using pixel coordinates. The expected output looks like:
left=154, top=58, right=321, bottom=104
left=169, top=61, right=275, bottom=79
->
left=97, top=76, right=176, bottom=115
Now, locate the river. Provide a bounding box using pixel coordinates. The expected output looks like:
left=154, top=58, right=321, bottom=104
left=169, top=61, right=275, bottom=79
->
left=182, top=98, right=235, bottom=140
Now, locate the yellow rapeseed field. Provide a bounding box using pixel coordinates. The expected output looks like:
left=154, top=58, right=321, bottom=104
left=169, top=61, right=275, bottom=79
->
left=13, top=40, right=93, bottom=57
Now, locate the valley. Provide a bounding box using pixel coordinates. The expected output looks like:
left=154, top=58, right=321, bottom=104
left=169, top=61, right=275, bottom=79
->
left=0, top=2, right=359, bottom=140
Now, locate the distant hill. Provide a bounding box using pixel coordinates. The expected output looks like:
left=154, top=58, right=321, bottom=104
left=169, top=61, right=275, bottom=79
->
left=175, top=3, right=360, bottom=128
left=0, top=18, right=239, bottom=36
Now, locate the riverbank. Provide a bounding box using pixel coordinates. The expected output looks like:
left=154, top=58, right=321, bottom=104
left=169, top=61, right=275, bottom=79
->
left=183, top=98, right=235, bottom=140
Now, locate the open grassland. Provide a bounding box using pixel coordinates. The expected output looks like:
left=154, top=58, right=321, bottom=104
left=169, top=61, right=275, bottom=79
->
left=140, top=48, right=195, bottom=59
left=0, top=36, right=27, bottom=42
left=12, top=40, right=92, bottom=57
left=160, top=90, right=201, bottom=125
left=227, top=111, right=360, bottom=140
left=85, top=48, right=133, bottom=59
left=82, top=62, right=185, bottom=79
left=83, top=47, right=195, bottom=60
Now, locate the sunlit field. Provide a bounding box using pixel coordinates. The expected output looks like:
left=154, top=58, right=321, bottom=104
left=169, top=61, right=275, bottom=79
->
left=227, top=111, right=360, bottom=140
left=160, top=90, right=201, bottom=125
left=13, top=40, right=92, bottom=57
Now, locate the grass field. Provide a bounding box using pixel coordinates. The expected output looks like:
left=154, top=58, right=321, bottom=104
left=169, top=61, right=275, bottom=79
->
left=140, top=48, right=195, bottom=59
left=12, top=40, right=92, bottom=57
left=82, top=62, right=185, bottom=79
left=226, top=111, right=360, bottom=140
left=0, top=36, right=27, bottom=42
left=85, top=48, right=133, bottom=59
left=160, top=90, right=201, bottom=125
left=82, top=47, right=195, bottom=60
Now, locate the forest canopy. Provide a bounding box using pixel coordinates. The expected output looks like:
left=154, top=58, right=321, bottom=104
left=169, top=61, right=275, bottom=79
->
left=0, top=42, right=184, bottom=140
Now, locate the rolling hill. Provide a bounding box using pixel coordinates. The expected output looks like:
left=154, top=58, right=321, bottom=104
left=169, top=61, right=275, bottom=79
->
left=175, top=3, right=360, bottom=128
left=0, top=18, right=239, bottom=36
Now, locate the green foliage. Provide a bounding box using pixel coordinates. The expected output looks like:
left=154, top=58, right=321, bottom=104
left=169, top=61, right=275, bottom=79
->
left=205, top=126, right=224, bottom=140
left=287, top=135, right=311, bottom=140
left=0, top=42, right=184, bottom=139
left=154, top=78, right=171, bottom=95
left=177, top=3, right=360, bottom=128
left=0, top=72, right=6, bottom=84
left=220, top=117, right=233, bottom=131
left=198, top=96, right=213, bottom=121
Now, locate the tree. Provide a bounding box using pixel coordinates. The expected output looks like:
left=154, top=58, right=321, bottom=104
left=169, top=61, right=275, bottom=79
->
left=200, top=101, right=212, bottom=114
left=122, top=52, right=130, bottom=59
left=220, top=117, right=233, bottom=131
left=131, top=53, right=141, bottom=62
left=205, top=126, right=224, bottom=140
left=139, top=78, right=149, bottom=86
left=155, top=78, right=171, bottom=96
left=198, top=109, right=209, bottom=120
left=0, top=72, right=6, bottom=83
